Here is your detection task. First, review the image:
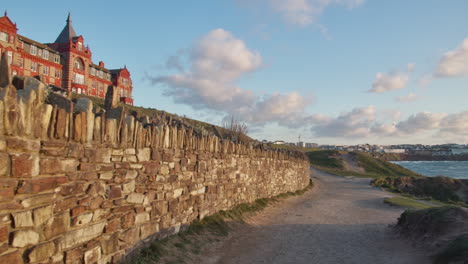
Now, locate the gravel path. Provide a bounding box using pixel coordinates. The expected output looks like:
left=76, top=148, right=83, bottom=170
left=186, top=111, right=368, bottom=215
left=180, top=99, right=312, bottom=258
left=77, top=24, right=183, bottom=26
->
left=207, top=168, right=430, bottom=264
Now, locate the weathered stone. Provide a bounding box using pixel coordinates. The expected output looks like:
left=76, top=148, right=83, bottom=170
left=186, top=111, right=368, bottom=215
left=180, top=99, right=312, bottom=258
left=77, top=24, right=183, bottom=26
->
left=137, top=148, right=151, bottom=162
left=28, top=241, right=56, bottom=262
left=0, top=52, right=11, bottom=88
left=105, top=218, right=121, bottom=233
left=65, top=247, right=83, bottom=264
left=120, top=227, right=139, bottom=245
left=140, top=222, right=159, bottom=240
left=48, top=92, right=72, bottom=112
left=84, top=246, right=101, bottom=264
left=104, top=85, right=120, bottom=110
left=99, top=171, right=113, bottom=180
left=126, top=193, right=145, bottom=204
left=85, top=148, right=111, bottom=163
left=73, top=212, right=93, bottom=226
left=0, top=250, right=22, bottom=263
left=0, top=188, right=13, bottom=202
left=107, top=186, right=122, bottom=199
left=44, top=212, right=70, bottom=239
left=17, top=176, right=67, bottom=194
left=173, top=188, right=184, bottom=199
left=12, top=210, right=34, bottom=228
left=0, top=153, right=8, bottom=177
left=125, top=170, right=138, bottom=180
left=159, top=165, right=170, bottom=175
left=10, top=153, right=39, bottom=177
left=101, top=233, right=119, bottom=254
left=40, top=158, right=79, bottom=174
left=122, top=180, right=135, bottom=193
left=135, top=212, right=150, bottom=225
left=121, top=212, right=135, bottom=229
left=12, top=229, right=39, bottom=247
left=61, top=222, right=106, bottom=249
left=60, top=182, right=84, bottom=196
left=6, top=138, right=40, bottom=151
left=0, top=225, right=7, bottom=244
left=75, top=98, right=94, bottom=143
left=33, top=205, right=53, bottom=226
left=21, top=193, right=55, bottom=208
left=105, top=118, right=117, bottom=143
left=40, top=104, right=53, bottom=139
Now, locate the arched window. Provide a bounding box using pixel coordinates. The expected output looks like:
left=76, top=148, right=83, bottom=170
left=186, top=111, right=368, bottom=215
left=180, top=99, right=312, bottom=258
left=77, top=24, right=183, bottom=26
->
left=74, top=58, right=84, bottom=70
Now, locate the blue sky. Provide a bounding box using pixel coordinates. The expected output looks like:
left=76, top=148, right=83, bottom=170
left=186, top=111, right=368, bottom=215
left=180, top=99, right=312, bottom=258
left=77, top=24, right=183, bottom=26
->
left=3, top=0, right=468, bottom=145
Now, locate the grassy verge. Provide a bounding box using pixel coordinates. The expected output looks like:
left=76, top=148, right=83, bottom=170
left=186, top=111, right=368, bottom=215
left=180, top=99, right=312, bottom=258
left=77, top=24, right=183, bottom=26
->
left=383, top=197, right=437, bottom=210
left=131, top=180, right=313, bottom=264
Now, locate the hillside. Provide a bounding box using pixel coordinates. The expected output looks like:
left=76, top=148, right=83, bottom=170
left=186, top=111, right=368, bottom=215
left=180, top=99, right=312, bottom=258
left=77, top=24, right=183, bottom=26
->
left=306, top=150, right=468, bottom=205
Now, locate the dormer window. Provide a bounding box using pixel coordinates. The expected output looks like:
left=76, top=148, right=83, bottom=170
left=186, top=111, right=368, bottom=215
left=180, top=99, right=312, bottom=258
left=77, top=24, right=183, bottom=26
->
left=54, top=55, right=60, bottom=64
left=74, top=58, right=84, bottom=70
left=30, top=45, right=37, bottom=55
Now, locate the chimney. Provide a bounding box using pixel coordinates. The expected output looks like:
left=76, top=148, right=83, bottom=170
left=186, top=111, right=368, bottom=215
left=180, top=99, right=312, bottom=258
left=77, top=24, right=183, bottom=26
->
left=99, top=61, right=105, bottom=68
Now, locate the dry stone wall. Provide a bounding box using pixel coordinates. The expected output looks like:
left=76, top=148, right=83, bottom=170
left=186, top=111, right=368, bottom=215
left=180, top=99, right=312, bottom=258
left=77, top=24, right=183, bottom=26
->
left=0, top=53, right=310, bottom=263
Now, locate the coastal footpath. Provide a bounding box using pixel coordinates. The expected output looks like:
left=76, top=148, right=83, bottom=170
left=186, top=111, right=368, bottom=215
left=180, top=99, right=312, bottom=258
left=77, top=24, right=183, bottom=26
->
left=0, top=53, right=310, bottom=263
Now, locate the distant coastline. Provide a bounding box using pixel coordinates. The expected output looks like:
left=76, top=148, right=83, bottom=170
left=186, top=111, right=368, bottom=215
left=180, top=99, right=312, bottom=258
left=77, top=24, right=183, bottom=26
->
left=373, top=153, right=468, bottom=162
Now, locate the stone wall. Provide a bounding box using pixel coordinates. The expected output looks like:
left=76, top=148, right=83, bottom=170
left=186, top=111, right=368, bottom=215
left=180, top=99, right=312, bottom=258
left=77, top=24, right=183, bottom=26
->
left=0, top=53, right=310, bottom=263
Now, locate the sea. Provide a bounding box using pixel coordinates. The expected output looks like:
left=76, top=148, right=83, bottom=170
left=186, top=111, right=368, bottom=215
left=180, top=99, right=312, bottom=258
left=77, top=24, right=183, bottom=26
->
left=392, top=161, right=468, bottom=179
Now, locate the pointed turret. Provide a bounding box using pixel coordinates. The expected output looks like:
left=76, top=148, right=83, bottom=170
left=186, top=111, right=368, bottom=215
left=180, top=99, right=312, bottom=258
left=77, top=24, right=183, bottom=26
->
left=54, top=12, right=77, bottom=43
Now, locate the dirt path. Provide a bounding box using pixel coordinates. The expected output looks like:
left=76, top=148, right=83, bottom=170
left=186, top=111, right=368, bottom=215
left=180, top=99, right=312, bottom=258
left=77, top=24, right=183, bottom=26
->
left=204, top=168, right=430, bottom=264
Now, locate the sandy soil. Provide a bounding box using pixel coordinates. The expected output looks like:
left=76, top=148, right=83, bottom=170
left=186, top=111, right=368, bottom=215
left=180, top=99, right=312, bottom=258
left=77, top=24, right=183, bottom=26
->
left=203, top=168, right=430, bottom=264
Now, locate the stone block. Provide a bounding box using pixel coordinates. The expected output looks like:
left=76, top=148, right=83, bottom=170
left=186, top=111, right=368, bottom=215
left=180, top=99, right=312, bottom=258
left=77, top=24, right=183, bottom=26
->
left=17, top=176, right=67, bottom=194
left=12, top=210, right=34, bottom=228
left=125, top=170, right=138, bottom=180
left=84, top=246, right=101, bottom=264
left=99, top=171, right=113, bottom=180
left=122, top=180, right=135, bottom=194
left=0, top=188, right=14, bottom=202
left=121, top=212, right=135, bottom=229
left=137, top=148, right=151, bottom=162
left=85, top=148, right=111, bottom=163
left=65, top=247, right=83, bottom=264
left=33, top=205, right=53, bottom=226
left=159, top=165, right=170, bottom=175
left=107, top=186, right=122, bottom=199
left=61, top=222, right=106, bottom=249
left=101, top=233, right=119, bottom=255
left=73, top=212, right=93, bottom=227
left=40, top=158, right=79, bottom=174
left=120, top=227, right=139, bottom=245
left=28, top=241, right=56, bottom=262
left=0, top=153, right=8, bottom=177
left=10, top=153, right=39, bottom=177
left=12, top=229, right=39, bottom=247
left=6, top=138, right=40, bottom=151
left=60, top=182, right=84, bottom=196
left=0, top=250, right=22, bottom=263
left=21, top=193, right=55, bottom=208
left=173, top=188, right=184, bottom=199
left=135, top=212, right=150, bottom=225
left=143, top=162, right=160, bottom=174
left=105, top=218, right=121, bottom=233
left=126, top=193, right=145, bottom=204
left=44, top=212, right=70, bottom=239
left=140, top=222, right=159, bottom=240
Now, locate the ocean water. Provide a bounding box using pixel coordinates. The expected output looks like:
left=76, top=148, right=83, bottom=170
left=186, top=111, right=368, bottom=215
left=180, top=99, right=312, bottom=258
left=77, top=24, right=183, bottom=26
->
left=392, top=161, right=468, bottom=179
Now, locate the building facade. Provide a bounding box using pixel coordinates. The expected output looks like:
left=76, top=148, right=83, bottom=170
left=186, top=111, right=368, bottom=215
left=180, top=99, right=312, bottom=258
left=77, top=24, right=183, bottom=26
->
left=0, top=12, right=134, bottom=105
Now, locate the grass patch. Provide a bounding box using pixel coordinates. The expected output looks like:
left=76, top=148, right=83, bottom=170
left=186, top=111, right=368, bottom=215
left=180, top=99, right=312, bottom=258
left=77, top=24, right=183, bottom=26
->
left=354, top=152, right=421, bottom=178
left=132, top=180, right=313, bottom=264
left=306, top=150, right=344, bottom=169
left=384, top=197, right=436, bottom=210
left=434, top=234, right=468, bottom=264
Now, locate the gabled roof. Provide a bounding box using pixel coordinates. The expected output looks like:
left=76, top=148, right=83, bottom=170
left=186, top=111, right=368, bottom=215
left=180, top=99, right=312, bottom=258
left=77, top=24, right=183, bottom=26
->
left=54, top=13, right=77, bottom=43
left=0, top=12, right=18, bottom=32
left=18, top=34, right=60, bottom=54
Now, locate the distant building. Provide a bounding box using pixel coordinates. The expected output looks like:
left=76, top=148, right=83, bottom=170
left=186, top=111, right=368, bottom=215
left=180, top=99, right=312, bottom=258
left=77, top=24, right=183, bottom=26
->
left=297, top=142, right=305, bottom=147
left=273, top=140, right=285, bottom=145
left=451, top=148, right=468, bottom=155
left=383, top=149, right=405, bottom=154
left=0, top=12, right=134, bottom=105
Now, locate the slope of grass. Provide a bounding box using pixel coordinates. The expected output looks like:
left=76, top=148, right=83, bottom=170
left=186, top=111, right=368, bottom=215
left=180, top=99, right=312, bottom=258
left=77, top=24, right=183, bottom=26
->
left=354, top=152, right=421, bottom=178
left=384, top=197, right=436, bottom=210
left=132, top=180, right=313, bottom=264
left=306, top=150, right=344, bottom=169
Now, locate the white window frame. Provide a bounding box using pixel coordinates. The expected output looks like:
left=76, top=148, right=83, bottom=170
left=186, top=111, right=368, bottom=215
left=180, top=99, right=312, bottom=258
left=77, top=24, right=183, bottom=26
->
left=55, top=69, right=61, bottom=79
left=7, top=51, right=12, bottom=65
left=31, top=62, right=37, bottom=72
left=73, top=73, right=85, bottom=84
left=43, top=66, right=49, bottom=76
left=43, top=50, right=49, bottom=60
left=0, top=32, right=8, bottom=42
left=30, top=45, right=37, bottom=56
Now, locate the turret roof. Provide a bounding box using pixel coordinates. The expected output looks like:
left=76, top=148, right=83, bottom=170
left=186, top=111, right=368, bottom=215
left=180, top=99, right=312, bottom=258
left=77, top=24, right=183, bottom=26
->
left=54, top=13, right=77, bottom=43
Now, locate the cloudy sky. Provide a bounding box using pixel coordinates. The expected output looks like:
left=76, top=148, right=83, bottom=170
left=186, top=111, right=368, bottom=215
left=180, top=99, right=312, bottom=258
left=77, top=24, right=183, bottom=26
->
left=4, top=1, right=468, bottom=145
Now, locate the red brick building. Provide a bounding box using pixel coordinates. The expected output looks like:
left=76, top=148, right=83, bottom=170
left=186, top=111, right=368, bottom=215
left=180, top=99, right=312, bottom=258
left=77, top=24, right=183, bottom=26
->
left=0, top=12, right=134, bottom=105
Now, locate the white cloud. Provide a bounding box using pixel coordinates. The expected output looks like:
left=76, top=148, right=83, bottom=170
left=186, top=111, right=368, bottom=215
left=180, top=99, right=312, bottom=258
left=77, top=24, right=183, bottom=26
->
left=438, top=111, right=468, bottom=136
left=150, top=29, right=313, bottom=127
left=261, top=0, right=365, bottom=26
left=395, top=92, right=419, bottom=103
left=311, top=106, right=376, bottom=138
left=435, top=38, right=468, bottom=77
left=369, top=69, right=410, bottom=93
left=395, top=112, right=446, bottom=135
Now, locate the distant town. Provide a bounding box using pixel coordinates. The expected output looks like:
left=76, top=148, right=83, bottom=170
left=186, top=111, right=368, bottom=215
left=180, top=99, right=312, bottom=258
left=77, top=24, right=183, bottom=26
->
left=266, top=140, right=468, bottom=157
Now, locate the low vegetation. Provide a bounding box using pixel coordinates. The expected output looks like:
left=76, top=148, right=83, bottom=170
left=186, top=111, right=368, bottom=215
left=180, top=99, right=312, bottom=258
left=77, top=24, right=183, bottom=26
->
left=132, top=180, right=313, bottom=264
left=396, top=206, right=468, bottom=264
left=383, top=197, right=436, bottom=210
